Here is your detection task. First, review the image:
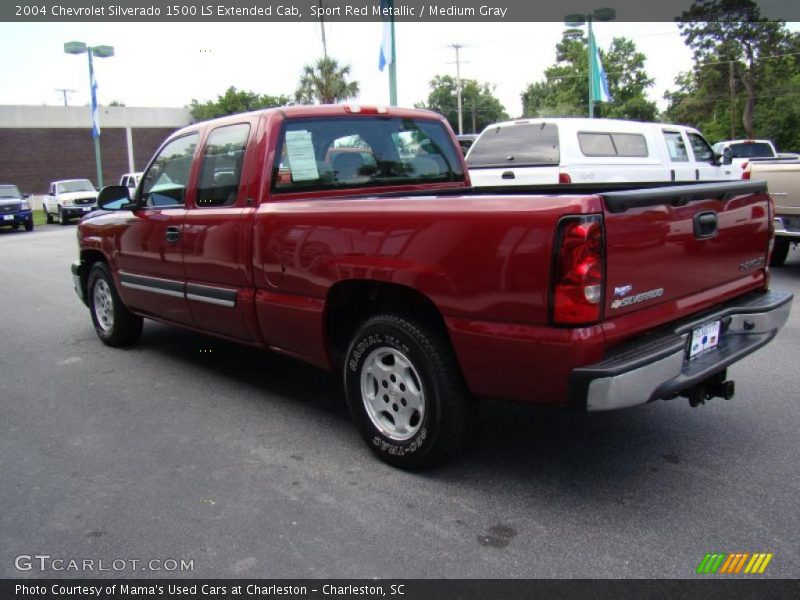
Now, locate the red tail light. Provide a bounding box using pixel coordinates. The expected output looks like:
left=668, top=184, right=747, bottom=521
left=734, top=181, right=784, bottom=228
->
left=558, top=172, right=572, bottom=184
left=551, top=215, right=605, bottom=325
left=741, top=161, right=750, bottom=179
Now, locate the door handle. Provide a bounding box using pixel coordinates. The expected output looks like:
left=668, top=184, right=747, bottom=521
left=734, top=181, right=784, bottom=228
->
left=501, top=171, right=515, bottom=180
left=165, top=226, right=181, bottom=243
left=693, top=211, right=718, bottom=239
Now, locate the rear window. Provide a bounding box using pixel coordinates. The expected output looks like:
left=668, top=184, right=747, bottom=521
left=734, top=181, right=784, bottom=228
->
left=728, top=142, right=774, bottom=158
left=467, top=123, right=559, bottom=168
left=577, top=132, right=648, bottom=157
left=272, top=116, right=464, bottom=192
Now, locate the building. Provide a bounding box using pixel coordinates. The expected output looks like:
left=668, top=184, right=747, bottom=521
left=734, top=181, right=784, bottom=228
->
left=0, top=105, right=192, bottom=194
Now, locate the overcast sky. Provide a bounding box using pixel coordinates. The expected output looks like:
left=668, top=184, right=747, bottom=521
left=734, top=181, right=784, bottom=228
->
left=0, top=21, right=796, bottom=118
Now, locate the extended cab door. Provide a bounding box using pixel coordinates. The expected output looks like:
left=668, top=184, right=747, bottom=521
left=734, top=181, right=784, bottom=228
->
left=114, top=132, right=199, bottom=326
left=181, top=119, right=260, bottom=341
left=662, top=130, right=695, bottom=181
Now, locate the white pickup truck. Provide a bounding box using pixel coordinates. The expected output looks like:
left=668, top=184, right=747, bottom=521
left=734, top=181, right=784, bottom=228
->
left=744, top=157, right=800, bottom=266
left=43, top=179, right=99, bottom=225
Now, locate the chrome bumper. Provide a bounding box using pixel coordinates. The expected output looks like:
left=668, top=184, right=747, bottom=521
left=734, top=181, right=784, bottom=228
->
left=774, top=217, right=800, bottom=239
left=571, top=290, right=793, bottom=411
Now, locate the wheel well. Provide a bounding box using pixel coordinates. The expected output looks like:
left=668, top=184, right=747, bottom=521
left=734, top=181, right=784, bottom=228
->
left=79, top=250, right=107, bottom=297
left=325, top=280, right=450, bottom=370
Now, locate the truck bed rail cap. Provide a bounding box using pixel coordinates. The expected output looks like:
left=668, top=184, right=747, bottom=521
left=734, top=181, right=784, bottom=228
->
left=601, top=180, right=767, bottom=213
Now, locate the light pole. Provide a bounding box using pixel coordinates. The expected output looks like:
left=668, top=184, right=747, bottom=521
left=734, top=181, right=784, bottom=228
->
left=64, top=41, right=114, bottom=188
left=564, top=8, right=615, bottom=118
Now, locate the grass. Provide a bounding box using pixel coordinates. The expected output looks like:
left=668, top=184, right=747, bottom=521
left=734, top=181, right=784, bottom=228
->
left=33, top=210, right=47, bottom=226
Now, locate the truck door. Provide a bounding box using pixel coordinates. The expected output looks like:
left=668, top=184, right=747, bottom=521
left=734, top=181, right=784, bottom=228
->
left=182, top=120, right=259, bottom=341
left=115, top=132, right=198, bottom=326
left=662, top=130, right=694, bottom=181
left=686, top=131, right=734, bottom=180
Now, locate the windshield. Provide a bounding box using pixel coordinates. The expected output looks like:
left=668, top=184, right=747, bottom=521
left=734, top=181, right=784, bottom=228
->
left=0, top=185, right=22, bottom=198
left=57, top=180, right=95, bottom=193
left=728, top=143, right=774, bottom=158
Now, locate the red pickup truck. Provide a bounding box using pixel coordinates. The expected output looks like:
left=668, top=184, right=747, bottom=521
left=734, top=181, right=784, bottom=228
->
left=71, top=105, right=792, bottom=468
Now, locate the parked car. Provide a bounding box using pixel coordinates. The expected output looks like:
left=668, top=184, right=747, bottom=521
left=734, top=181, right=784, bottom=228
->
left=456, top=133, right=478, bottom=156
left=743, top=157, right=800, bottom=266
left=119, top=172, right=143, bottom=191
left=71, top=105, right=791, bottom=468
left=0, top=184, right=33, bottom=231
left=466, top=118, right=736, bottom=187
left=43, top=179, right=98, bottom=225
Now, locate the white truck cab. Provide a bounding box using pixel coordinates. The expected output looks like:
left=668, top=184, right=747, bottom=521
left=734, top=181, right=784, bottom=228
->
left=119, top=172, right=143, bottom=191
left=466, top=118, right=736, bottom=187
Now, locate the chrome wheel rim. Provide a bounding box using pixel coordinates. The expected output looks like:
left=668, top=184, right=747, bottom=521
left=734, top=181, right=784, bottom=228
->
left=360, top=347, right=425, bottom=441
left=93, top=279, right=114, bottom=332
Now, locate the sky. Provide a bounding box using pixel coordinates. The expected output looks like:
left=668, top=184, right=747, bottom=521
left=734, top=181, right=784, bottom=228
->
left=0, top=21, right=795, bottom=119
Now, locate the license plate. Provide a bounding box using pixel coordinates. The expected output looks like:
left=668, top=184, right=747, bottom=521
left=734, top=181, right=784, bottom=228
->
left=82, top=206, right=91, bottom=212
left=2, top=215, right=13, bottom=221
left=689, top=320, right=721, bottom=359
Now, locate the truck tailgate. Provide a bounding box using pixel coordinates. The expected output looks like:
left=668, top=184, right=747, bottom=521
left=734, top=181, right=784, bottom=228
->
left=600, top=181, right=770, bottom=319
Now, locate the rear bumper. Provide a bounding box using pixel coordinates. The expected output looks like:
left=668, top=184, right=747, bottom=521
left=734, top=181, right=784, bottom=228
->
left=570, top=290, right=793, bottom=411
left=774, top=216, right=800, bottom=239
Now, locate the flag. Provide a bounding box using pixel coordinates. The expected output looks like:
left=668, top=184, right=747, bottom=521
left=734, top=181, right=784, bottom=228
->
left=590, top=30, right=613, bottom=104
left=378, top=0, right=393, bottom=71
left=90, top=62, right=101, bottom=138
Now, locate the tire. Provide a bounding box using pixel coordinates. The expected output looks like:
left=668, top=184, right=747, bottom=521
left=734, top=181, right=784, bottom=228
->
left=343, top=313, right=475, bottom=469
left=770, top=238, right=790, bottom=267
left=44, top=207, right=53, bottom=224
left=58, top=206, right=69, bottom=225
left=24, top=219, right=33, bottom=232
left=87, top=262, right=143, bottom=347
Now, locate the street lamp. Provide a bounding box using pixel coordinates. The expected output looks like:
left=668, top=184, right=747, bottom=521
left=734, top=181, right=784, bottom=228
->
left=563, top=8, right=615, bottom=118
left=64, top=41, right=115, bottom=188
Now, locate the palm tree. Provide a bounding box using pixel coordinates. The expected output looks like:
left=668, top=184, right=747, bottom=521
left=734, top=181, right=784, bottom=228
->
left=294, top=57, right=360, bottom=105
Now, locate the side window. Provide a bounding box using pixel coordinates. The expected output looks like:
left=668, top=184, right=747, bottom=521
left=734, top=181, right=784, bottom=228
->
left=578, top=133, right=616, bottom=156
left=663, top=131, right=689, bottom=163
left=196, top=123, right=250, bottom=208
left=141, top=133, right=199, bottom=207
left=687, top=132, right=715, bottom=163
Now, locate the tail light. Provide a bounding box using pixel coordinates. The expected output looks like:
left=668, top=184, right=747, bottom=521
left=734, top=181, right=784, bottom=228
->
left=741, top=161, right=750, bottom=179
left=765, top=193, right=774, bottom=290
left=551, top=215, right=605, bottom=325
left=558, top=172, right=572, bottom=184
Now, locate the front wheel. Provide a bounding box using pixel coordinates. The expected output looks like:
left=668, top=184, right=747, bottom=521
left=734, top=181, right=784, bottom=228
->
left=770, top=238, right=791, bottom=267
left=343, top=314, right=475, bottom=469
left=24, top=219, right=33, bottom=232
left=58, top=206, right=69, bottom=225
left=87, top=262, right=143, bottom=347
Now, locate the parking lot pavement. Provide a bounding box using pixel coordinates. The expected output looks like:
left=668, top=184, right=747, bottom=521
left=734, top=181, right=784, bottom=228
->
left=1, top=225, right=799, bottom=579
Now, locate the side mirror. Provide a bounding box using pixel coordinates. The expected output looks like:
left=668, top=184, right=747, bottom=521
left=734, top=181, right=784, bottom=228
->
left=22, top=193, right=30, bottom=199
left=722, top=148, right=732, bottom=165
left=97, top=185, right=133, bottom=210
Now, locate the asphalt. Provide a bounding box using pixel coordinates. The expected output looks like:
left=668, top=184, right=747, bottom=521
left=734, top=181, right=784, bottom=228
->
left=1, top=224, right=799, bottom=579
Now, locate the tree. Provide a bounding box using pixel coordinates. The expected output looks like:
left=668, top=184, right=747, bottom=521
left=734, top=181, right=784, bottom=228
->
left=521, top=35, right=658, bottom=121
left=294, top=57, right=359, bottom=105
left=678, top=0, right=795, bottom=138
left=190, top=86, right=290, bottom=121
left=415, top=75, right=509, bottom=134
left=108, top=100, right=126, bottom=107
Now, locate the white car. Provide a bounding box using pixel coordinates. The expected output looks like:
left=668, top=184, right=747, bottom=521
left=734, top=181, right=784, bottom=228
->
left=43, top=179, right=99, bottom=225
left=466, top=118, right=737, bottom=187
left=119, top=172, right=143, bottom=191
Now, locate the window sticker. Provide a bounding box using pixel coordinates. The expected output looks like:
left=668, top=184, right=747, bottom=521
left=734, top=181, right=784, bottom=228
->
left=284, top=130, right=319, bottom=181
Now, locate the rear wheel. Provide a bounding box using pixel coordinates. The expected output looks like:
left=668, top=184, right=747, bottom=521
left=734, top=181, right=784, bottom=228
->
left=87, top=262, right=143, bottom=347
left=343, top=314, right=475, bottom=469
left=770, top=238, right=791, bottom=267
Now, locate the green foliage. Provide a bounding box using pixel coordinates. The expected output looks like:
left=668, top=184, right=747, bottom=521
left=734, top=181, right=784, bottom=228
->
left=415, top=75, right=509, bottom=134
left=666, top=0, right=800, bottom=147
left=521, top=35, right=658, bottom=121
left=294, top=57, right=360, bottom=105
left=190, top=86, right=290, bottom=121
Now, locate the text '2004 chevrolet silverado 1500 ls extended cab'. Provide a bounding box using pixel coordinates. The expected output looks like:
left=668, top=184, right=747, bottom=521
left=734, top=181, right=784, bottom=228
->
left=71, top=105, right=792, bottom=468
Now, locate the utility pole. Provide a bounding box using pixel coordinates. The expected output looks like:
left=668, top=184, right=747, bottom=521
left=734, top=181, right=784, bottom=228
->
left=55, top=88, right=75, bottom=106
left=729, top=60, right=736, bottom=139
left=318, top=0, right=328, bottom=59
left=447, top=43, right=467, bottom=135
